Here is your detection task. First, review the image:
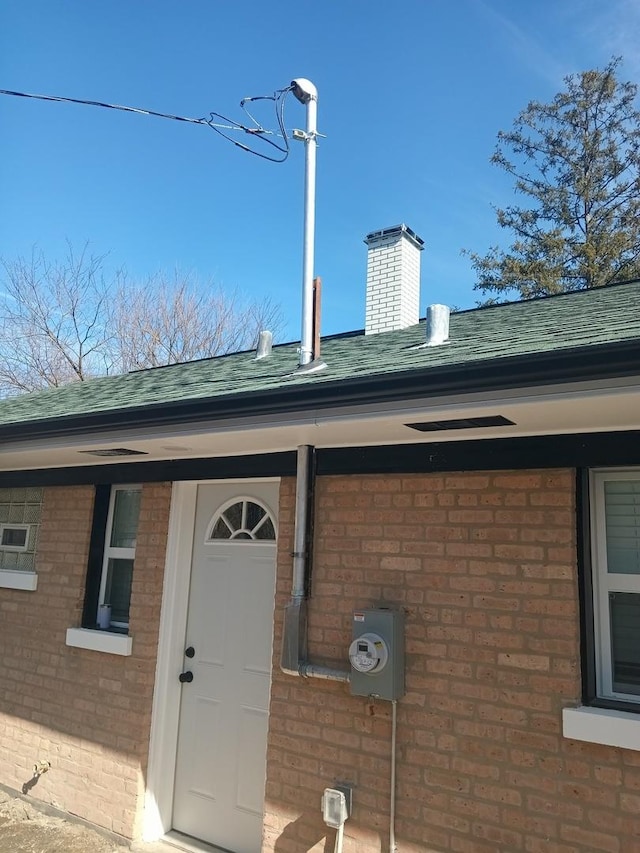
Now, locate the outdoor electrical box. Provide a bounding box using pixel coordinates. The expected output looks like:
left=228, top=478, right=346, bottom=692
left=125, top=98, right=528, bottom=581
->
left=348, top=608, right=405, bottom=700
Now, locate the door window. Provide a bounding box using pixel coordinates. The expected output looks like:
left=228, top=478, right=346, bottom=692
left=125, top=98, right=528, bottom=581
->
left=208, top=498, right=276, bottom=542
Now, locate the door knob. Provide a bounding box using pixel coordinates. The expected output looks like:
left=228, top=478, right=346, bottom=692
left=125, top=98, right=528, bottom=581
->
left=179, top=670, right=194, bottom=683
left=185, top=646, right=195, bottom=658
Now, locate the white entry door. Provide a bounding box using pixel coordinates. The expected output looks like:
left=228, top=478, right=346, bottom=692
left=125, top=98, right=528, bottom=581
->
left=173, top=482, right=278, bottom=853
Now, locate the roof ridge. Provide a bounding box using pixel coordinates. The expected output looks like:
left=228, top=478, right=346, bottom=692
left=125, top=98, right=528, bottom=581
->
left=127, top=328, right=366, bottom=375
left=451, top=277, right=640, bottom=317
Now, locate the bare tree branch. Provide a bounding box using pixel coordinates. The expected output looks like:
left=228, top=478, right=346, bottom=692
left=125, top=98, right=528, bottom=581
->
left=113, top=271, right=284, bottom=372
left=0, top=248, right=285, bottom=396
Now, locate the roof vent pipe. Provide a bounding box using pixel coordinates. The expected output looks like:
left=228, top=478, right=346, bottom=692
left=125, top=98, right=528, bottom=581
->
left=255, top=330, right=273, bottom=360
left=425, top=304, right=450, bottom=346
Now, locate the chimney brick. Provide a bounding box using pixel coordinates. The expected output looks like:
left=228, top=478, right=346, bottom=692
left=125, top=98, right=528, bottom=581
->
left=364, top=224, right=424, bottom=335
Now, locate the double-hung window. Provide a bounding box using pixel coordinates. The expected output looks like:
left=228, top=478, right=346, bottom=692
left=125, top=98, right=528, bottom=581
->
left=98, top=485, right=142, bottom=629
left=80, top=484, right=142, bottom=633
left=590, top=469, right=640, bottom=706
left=67, top=484, right=142, bottom=655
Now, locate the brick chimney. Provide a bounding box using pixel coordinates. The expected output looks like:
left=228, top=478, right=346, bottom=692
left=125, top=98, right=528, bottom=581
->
left=364, top=224, right=424, bottom=335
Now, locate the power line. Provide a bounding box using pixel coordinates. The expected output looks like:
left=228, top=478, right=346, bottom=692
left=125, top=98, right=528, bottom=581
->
left=0, top=85, right=293, bottom=163
left=208, top=86, right=292, bottom=162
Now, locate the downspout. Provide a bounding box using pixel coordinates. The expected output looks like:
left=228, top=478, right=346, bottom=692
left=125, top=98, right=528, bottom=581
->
left=281, top=444, right=350, bottom=683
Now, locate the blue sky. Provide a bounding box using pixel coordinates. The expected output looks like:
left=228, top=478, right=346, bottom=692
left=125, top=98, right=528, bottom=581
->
left=1, top=0, right=639, bottom=340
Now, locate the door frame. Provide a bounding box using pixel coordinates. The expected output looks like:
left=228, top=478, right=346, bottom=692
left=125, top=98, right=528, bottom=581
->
left=143, top=478, right=280, bottom=843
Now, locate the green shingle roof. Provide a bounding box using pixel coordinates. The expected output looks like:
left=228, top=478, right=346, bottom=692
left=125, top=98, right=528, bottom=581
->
left=0, top=281, right=639, bottom=430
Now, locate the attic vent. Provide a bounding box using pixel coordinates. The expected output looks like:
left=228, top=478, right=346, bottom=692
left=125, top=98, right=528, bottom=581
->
left=78, top=448, right=149, bottom=457
left=405, top=415, right=515, bottom=432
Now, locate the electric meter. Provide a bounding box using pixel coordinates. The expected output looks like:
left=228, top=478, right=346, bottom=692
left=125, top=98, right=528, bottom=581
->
left=349, top=608, right=405, bottom=700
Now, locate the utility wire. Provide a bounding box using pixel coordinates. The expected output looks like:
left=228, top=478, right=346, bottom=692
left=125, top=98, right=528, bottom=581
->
left=0, top=86, right=293, bottom=163
left=211, top=86, right=291, bottom=161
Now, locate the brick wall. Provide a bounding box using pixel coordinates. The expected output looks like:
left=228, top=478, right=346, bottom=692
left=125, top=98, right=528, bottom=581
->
left=0, top=482, right=171, bottom=839
left=264, top=471, right=640, bottom=853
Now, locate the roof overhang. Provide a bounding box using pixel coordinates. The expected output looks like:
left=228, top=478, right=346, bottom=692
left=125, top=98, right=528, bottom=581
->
left=1, top=336, right=640, bottom=444
left=1, top=368, right=639, bottom=474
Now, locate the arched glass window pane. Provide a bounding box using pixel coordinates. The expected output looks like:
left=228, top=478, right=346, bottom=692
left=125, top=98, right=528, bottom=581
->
left=209, top=499, right=276, bottom=542
left=224, top=502, right=243, bottom=530
left=255, top=517, right=276, bottom=540
left=211, top=518, right=232, bottom=539
left=246, top=502, right=266, bottom=530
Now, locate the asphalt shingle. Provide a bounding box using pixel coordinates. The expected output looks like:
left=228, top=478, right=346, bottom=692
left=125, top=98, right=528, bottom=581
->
left=0, top=281, right=638, bottom=428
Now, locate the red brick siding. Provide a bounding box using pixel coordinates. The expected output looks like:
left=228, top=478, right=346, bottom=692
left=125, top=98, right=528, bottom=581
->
left=0, top=483, right=170, bottom=838
left=264, top=471, right=640, bottom=853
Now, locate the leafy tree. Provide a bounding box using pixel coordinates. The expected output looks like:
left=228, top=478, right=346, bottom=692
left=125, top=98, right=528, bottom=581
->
left=0, top=245, right=284, bottom=395
left=466, top=59, right=640, bottom=299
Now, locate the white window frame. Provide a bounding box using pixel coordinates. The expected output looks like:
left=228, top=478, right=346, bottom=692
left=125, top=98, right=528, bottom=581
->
left=98, top=484, right=142, bottom=630
left=590, top=468, right=640, bottom=704
left=0, top=523, right=30, bottom=552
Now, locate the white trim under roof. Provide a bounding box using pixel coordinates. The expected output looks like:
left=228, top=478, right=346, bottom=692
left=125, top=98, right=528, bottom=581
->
left=0, top=378, right=639, bottom=473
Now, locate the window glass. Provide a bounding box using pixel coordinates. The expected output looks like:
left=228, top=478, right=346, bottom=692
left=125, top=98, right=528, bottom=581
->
left=98, top=485, right=142, bottom=630
left=1, top=527, right=27, bottom=548
left=246, top=502, right=266, bottom=530
left=609, top=592, right=640, bottom=695
left=0, top=488, right=42, bottom=573
left=104, top=558, right=134, bottom=624
left=592, top=471, right=640, bottom=705
left=224, top=501, right=243, bottom=530
left=605, top=481, right=640, bottom=575
left=211, top=517, right=232, bottom=539
left=110, top=489, right=142, bottom=549
left=209, top=499, right=276, bottom=542
left=255, top=517, right=276, bottom=540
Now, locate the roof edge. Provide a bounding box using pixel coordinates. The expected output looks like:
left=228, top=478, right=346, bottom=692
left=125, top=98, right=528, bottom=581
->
left=1, top=337, right=639, bottom=445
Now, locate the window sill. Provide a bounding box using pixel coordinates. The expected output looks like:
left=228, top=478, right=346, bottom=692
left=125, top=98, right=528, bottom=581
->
left=563, top=706, right=640, bottom=751
left=65, top=627, right=133, bottom=656
left=0, top=570, right=38, bottom=591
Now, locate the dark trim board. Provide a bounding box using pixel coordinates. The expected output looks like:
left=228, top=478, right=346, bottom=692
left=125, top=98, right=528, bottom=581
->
left=2, top=431, right=640, bottom=486
left=576, top=469, right=596, bottom=706
left=317, top=431, right=640, bottom=475
left=82, top=485, right=110, bottom=628
left=0, top=452, right=297, bottom=488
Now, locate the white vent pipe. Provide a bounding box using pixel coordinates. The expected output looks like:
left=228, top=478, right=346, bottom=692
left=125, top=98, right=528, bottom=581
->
left=425, top=304, right=450, bottom=346
left=255, top=330, right=273, bottom=360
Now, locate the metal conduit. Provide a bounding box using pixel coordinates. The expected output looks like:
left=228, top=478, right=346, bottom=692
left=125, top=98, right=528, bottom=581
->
left=280, top=444, right=350, bottom=683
